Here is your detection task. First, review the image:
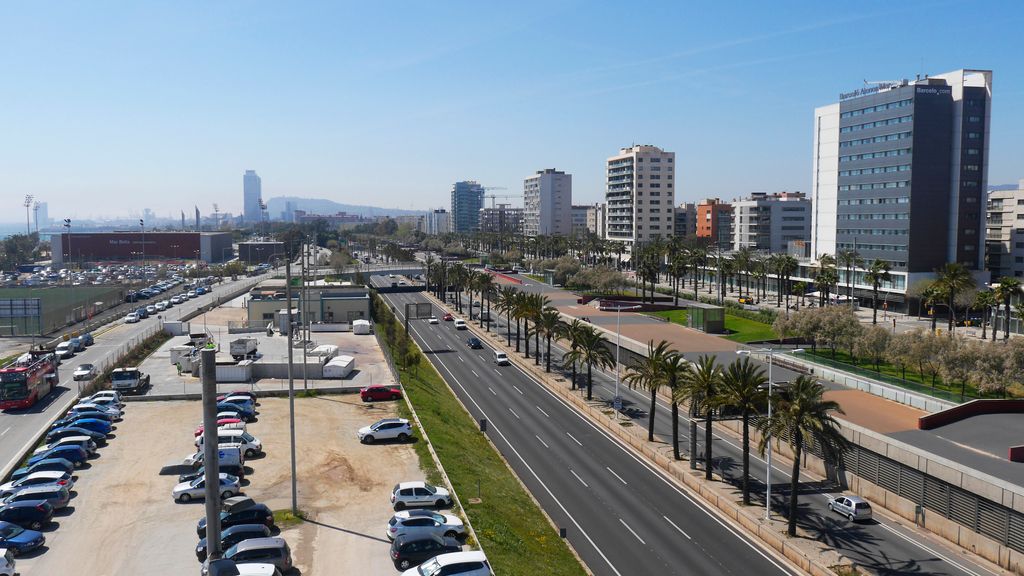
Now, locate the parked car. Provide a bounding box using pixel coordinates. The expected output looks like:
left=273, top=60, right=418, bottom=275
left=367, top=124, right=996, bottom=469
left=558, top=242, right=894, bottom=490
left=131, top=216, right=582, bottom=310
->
left=466, top=337, right=482, bottom=349
left=85, top=390, right=122, bottom=406
left=77, top=395, right=122, bottom=411
left=124, top=312, right=140, bottom=324
left=196, top=503, right=274, bottom=537
left=45, top=426, right=106, bottom=446
left=0, top=471, right=73, bottom=498
left=50, top=417, right=111, bottom=436
left=217, top=402, right=255, bottom=422
left=27, top=446, right=88, bottom=468
left=360, top=386, right=402, bottom=402
left=2, top=486, right=71, bottom=510
left=828, top=495, right=873, bottom=522
left=0, top=501, right=53, bottom=531
left=195, top=523, right=271, bottom=562
left=173, top=473, right=240, bottom=503
left=357, top=418, right=412, bottom=444
left=386, top=509, right=466, bottom=541
left=391, top=481, right=452, bottom=510
left=178, top=463, right=246, bottom=484
left=80, top=333, right=94, bottom=346
left=0, top=547, right=14, bottom=576
left=72, top=401, right=122, bottom=418
left=400, top=551, right=492, bottom=576
left=0, top=521, right=45, bottom=555
left=72, top=364, right=97, bottom=381
left=222, top=537, right=292, bottom=573
left=390, top=534, right=461, bottom=570
left=195, top=430, right=262, bottom=458
left=9, top=459, right=75, bottom=483
left=33, top=436, right=97, bottom=457
left=194, top=418, right=246, bottom=437
left=217, top=390, right=257, bottom=404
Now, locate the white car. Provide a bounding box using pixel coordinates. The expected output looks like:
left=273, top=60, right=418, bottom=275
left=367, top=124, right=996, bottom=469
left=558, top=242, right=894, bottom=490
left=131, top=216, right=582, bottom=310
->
left=427, top=316, right=439, bottom=324
left=155, top=301, right=168, bottom=311
left=195, top=430, right=263, bottom=458
left=145, top=305, right=157, bottom=315
left=386, top=510, right=465, bottom=541
left=54, top=342, right=74, bottom=359
left=85, top=390, right=123, bottom=406
left=391, top=481, right=452, bottom=510
left=172, top=473, right=240, bottom=502
left=453, top=319, right=467, bottom=330
left=33, top=435, right=97, bottom=456
left=188, top=291, right=197, bottom=298
left=357, top=418, right=413, bottom=444
left=72, top=364, right=97, bottom=381
left=0, top=471, right=74, bottom=497
left=124, top=313, right=140, bottom=323
left=400, top=551, right=492, bottom=576
left=217, top=411, right=242, bottom=421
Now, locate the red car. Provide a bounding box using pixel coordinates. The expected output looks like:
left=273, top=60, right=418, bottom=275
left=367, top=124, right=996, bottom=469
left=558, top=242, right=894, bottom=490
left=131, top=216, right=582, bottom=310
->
left=194, top=418, right=245, bottom=437
left=360, top=386, right=403, bottom=402
left=442, top=313, right=454, bottom=321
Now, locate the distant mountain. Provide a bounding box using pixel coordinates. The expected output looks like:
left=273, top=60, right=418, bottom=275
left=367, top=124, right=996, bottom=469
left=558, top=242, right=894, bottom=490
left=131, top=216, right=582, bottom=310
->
left=266, top=197, right=425, bottom=218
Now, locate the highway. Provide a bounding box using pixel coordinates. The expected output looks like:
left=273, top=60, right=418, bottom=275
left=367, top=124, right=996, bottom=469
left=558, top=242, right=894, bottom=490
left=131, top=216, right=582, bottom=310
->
left=375, top=279, right=804, bottom=576
left=377, top=276, right=1004, bottom=576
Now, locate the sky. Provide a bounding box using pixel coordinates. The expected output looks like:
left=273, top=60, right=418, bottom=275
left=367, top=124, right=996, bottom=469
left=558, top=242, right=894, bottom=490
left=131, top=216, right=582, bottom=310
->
left=2, top=0, right=1023, bottom=222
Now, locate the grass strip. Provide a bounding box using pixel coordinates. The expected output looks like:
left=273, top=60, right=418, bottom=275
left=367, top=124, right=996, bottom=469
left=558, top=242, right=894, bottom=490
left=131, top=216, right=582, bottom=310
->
left=646, top=309, right=776, bottom=343
left=273, top=509, right=307, bottom=529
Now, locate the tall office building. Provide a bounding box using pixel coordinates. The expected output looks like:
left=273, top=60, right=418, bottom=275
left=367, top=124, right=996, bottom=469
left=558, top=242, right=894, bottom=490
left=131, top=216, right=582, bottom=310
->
left=605, top=145, right=675, bottom=246
left=523, top=169, right=572, bottom=237
left=479, top=205, right=524, bottom=235
left=731, top=192, right=811, bottom=253
left=673, top=202, right=697, bottom=238
left=811, top=70, right=992, bottom=291
left=450, top=181, right=485, bottom=233
left=243, top=170, right=263, bottom=224
left=34, top=202, right=49, bottom=230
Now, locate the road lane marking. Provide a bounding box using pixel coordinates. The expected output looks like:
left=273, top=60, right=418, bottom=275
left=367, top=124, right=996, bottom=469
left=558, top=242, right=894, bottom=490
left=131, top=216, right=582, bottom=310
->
left=509, top=408, right=520, bottom=420
left=876, top=522, right=986, bottom=576
left=457, top=356, right=464, bottom=362
left=488, top=387, right=496, bottom=396
left=570, top=469, right=589, bottom=487
left=0, top=427, right=9, bottom=436
left=512, top=385, right=524, bottom=395
left=494, top=368, right=501, bottom=375
left=566, top=432, right=582, bottom=446
left=471, top=370, right=479, bottom=378
left=535, top=435, right=549, bottom=448
left=619, top=518, right=646, bottom=545
left=536, top=406, right=550, bottom=418
left=664, top=515, right=691, bottom=540
left=606, top=466, right=628, bottom=485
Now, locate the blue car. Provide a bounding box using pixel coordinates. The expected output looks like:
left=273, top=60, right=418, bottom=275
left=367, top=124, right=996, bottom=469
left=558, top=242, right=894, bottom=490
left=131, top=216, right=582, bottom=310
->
left=216, top=402, right=255, bottom=421
left=28, top=446, right=88, bottom=468
left=51, top=418, right=110, bottom=436
left=0, top=520, right=45, bottom=555
left=45, top=426, right=106, bottom=445
left=80, top=332, right=94, bottom=346
left=10, top=458, right=75, bottom=482
left=0, top=500, right=54, bottom=531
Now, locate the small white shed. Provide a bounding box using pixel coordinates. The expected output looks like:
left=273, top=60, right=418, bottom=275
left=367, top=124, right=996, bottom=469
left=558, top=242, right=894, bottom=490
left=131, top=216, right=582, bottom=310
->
left=323, top=355, right=355, bottom=378
left=352, top=319, right=371, bottom=335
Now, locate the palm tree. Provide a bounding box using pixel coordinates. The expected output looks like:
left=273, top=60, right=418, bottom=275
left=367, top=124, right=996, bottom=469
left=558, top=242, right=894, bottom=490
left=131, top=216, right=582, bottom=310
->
left=837, top=249, right=861, bottom=306
left=476, top=273, right=495, bottom=330
left=661, top=351, right=690, bottom=460
left=734, top=247, right=754, bottom=299
left=561, top=318, right=587, bottom=390
left=713, top=357, right=767, bottom=505
left=536, top=307, right=565, bottom=373
left=424, top=253, right=435, bottom=295
left=779, top=255, right=798, bottom=312
left=757, top=375, right=849, bottom=537
left=624, top=341, right=671, bottom=441
left=973, top=290, right=996, bottom=340
left=495, top=286, right=517, bottom=346
left=681, top=355, right=722, bottom=481
left=530, top=293, right=551, bottom=366
left=864, top=259, right=892, bottom=324
left=995, top=277, right=1022, bottom=341
left=563, top=326, right=614, bottom=400
left=513, top=291, right=527, bottom=354
left=935, top=263, right=976, bottom=333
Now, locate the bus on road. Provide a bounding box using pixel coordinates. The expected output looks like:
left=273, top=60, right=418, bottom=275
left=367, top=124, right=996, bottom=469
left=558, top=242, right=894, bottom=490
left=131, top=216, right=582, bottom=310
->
left=0, top=350, right=58, bottom=410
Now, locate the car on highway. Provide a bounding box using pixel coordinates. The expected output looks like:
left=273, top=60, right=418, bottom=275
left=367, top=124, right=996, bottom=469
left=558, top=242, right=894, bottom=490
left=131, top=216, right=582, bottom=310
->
left=0, top=521, right=45, bottom=555
left=391, top=482, right=452, bottom=510
left=27, top=445, right=88, bottom=468
left=173, top=473, right=241, bottom=503
left=357, top=418, right=412, bottom=444
left=124, top=312, right=140, bottom=324
left=453, top=319, right=467, bottom=330
left=390, top=534, right=462, bottom=570
left=9, top=459, right=75, bottom=483
left=72, top=363, right=97, bottom=381
left=2, top=485, right=71, bottom=511
left=386, top=509, right=466, bottom=541
left=442, top=313, right=453, bottom=321
left=466, top=337, right=482, bottom=349
left=45, top=426, right=106, bottom=445
left=195, top=523, right=272, bottom=562
left=828, top=495, right=873, bottom=522
left=493, top=351, right=510, bottom=366
left=427, top=316, right=439, bottom=324
left=0, top=501, right=53, bottom=531
left=196, top=502, right=275, bottom=537
left=194, top=418, right=247, bottom=437
left=360, top=385, right=402, bottom=402
left=0, top=471, right=73, bottom=498
left=400, top=551, right=492, bottom=576
left=80, top=332, right=94, bottom=346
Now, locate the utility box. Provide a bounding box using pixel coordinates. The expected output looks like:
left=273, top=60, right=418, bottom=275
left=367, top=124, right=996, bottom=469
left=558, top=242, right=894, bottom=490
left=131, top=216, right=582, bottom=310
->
left=687, top=303, right=725, bottom=334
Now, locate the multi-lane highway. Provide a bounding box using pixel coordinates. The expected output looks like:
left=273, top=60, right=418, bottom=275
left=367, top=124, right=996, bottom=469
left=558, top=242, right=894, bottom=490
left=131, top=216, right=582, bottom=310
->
left=376, top=277, right=1004, bottom=576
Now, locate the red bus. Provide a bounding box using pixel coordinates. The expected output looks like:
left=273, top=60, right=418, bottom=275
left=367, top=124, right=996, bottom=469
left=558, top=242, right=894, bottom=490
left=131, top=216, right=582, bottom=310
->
left=0, top=350, right=58, bottom=410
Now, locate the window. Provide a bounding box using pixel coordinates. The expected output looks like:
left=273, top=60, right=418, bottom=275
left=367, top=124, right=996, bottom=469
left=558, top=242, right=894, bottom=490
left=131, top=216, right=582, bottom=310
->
left=967, top=132, right=981, bottom=139
left=964, top=164, right=980, bottom=172
left=840, top=115, right=913, bottom=133
left=968, top=115, right=981, bottom=123
left=966, top=148, right=980, bottom=156
left=840, top=98, right=912, bottom=118
left=839, top=131, right=912, bottom=148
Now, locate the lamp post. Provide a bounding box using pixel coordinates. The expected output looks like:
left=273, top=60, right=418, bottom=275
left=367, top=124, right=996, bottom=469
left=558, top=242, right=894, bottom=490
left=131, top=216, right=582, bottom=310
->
left=737, top=346, right=803, bottom=520
left=63, top=219, right=73, bottom=271
left=23, top=195, right=33, bottom=236
left=139, top=219, right=145, bottom=269
left=607, top=304, right=641, bottom=417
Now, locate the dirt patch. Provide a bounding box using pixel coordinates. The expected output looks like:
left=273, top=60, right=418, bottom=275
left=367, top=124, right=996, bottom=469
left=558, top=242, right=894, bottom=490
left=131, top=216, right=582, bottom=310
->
left=825, top=388, right=924, bottom=433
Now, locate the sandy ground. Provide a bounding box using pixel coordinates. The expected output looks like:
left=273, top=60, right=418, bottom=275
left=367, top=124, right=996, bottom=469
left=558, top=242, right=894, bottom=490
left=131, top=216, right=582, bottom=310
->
left=823, top=388, right=924, bottom=433
left=16, top=395, right=423, bottom=575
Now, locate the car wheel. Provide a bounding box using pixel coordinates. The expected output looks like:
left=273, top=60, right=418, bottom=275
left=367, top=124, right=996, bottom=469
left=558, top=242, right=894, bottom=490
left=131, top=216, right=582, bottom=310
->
left=399, top=559, right=411, bottom=569
left=436, top=499, right=446, bottom=508
left=362, top=435, right=374, bottom=444
left=179, top=493, right=192, bottom=503
left=394, top=501, right=406, bottom=511
left=848, top=513, right=855, bottom=522
left=828, top=503, right=833, bottom=512
left=397, top=433, right=409, bottom=442
left=245, top=449, right=256, bottom=458
left=222, top=490, right=234, bottom=499
left=30, top=521, right=43, bottom=530
left=390, top=394, right=400, bottom=400
left=444, top=530, right=458, bottom=538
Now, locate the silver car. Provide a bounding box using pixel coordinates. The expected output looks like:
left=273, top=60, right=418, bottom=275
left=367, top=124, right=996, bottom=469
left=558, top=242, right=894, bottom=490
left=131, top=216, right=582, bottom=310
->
left=172, top=473, right=240, bottom=503
left=828, top=494, right=872, bottom=521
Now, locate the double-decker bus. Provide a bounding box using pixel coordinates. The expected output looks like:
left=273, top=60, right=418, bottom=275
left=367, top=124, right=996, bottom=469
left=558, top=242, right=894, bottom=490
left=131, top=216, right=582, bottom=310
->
left=0, top=350, right=59, bottom=410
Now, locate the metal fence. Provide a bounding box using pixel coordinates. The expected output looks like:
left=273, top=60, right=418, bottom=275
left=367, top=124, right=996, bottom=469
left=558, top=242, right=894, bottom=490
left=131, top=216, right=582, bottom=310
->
left=800, top=352, right=974, bottom=402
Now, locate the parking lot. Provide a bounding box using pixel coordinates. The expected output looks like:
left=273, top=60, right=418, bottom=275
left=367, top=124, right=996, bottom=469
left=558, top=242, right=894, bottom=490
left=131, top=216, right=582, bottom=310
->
left=15, top=395, right=423, bottom=575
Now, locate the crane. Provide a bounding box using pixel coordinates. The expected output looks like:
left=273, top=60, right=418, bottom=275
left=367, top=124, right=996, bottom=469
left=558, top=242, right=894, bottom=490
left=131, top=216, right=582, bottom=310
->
left=481, top=187, right=517, bottom=209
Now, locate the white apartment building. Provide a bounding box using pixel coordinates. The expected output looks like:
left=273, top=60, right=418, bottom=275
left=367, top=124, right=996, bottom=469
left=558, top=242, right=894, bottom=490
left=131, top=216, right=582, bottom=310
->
left=731, top=191, right=811, bottom=253
left=421, top=209, right=450, bottom=235
left=571, top=205, right=590, bottom=235
left=523, top=169, right=572, bottom=237
left=986, top=180, right=1024, bottom=280
left=605, top=145, right=675, bottom=246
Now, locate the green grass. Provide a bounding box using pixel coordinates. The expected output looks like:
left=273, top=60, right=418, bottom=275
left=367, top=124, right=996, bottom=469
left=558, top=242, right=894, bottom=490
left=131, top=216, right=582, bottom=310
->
left=646, top=309, right=688, bottom=325
left=804, top=348, right=993, bottom=399
left=272, top=509, right=307, bottom=529
left=524, top=274, right=546, bottom=283
left=389, top=346, right=585, bottom=575
left=645, top=309, right=775, bottom=343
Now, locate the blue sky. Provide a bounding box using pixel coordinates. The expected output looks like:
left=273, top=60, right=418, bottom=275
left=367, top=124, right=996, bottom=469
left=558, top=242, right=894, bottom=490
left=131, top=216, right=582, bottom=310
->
left=2, top=0, right=1022, bottom=221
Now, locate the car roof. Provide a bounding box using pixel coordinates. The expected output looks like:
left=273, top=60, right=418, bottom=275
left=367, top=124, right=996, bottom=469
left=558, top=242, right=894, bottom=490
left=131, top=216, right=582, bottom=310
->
left=10, top=485, right=66, bottom=496
left=223, top=523, right=269, bottom=535
left=433, top=551, right=488, bottom=565
left=393, top=533, right=444, bottom=546
left=397, top=481, right=429, bottom=490
left=845, top=495, right=869, bottom=504
left=398, top=509, right=440, bottom=519
left=22, top=470, right=67, bottom=480
left=231, top=537, right=286, bottom=552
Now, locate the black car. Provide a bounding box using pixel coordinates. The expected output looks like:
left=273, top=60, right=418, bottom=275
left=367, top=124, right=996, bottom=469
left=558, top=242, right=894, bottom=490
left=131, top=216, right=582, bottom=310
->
left=466, top=337, right=483, bottom=349
left=195, top=523, right=271, bottom=562
left=45, top=426, right=106, bottom=445
left=0, top=500, right=54, bottom=531
left=390, top=534, right=462, bottom=570
left=196, top=503, right=274, bottom=537
left=10, top=458, right=75, bottom=482
left=178, top=463, right=245, bottom=484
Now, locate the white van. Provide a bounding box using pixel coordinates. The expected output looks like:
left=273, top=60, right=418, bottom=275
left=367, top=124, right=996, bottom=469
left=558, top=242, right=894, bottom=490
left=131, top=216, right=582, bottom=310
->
left=184, top=445, right=245, bottom=469
left=494, top=351, right=510, bottom=366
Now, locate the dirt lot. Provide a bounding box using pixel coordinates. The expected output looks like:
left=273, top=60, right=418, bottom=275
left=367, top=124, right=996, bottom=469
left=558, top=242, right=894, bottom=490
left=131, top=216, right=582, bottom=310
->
left=16, top=395, right=424, bottom=575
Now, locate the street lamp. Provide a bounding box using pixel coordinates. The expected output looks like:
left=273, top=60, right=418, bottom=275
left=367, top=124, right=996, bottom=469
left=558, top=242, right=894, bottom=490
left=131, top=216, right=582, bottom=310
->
left=736, top=346, right=804, bottom=520
left=63, top=219, right=73, bottom=270
left=605, top=304, right=641, bottom=416
left=139, top=219, right=145, bottom=269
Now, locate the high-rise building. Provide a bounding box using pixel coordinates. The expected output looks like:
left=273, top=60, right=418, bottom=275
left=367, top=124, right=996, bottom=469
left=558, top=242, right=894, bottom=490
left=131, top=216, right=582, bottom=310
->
left=589, top=203, right=607, bottom=238
left=731, top=192, right=811, bottom=253
left=243, top=170, right=263, bottom=224
left=421, top=209, right=451, bottom=235
left=673, top=203, right=697, bottom=238
left=696, top=198, right=733, bottom=249
left=479, top=205, right=524, bottom=235
left=570, top=205, right=590, bottom=235
left=812, top=70, right=991, bottom=293
left=450, top=181, right=485, bottom=233
left=605, top=145, right=675, bottom=246
left=985, top=180, right=1024, bottom=280
left=523, top=169, right=572, bottom=237
left=34, top=202, right=49, bottom=230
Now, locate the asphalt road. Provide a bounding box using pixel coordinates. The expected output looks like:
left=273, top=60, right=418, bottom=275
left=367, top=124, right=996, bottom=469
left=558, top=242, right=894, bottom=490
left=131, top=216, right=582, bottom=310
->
left=378, top=278, right=1004, bottom=576
left=376, top=281, right=803, bottom=576
left=0, top=271, right=273, bottom=479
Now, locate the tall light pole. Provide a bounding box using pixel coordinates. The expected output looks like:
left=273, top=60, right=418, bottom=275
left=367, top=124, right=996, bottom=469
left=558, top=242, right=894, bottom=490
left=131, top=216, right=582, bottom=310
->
left=63, top=219, right=73, bottom=271
left=737, top=347, right=803, bottom=520
left=139, top=219, right=146, bottom=270
left=607, top=304, right=641, bottom=417
left=23, top=195, right=33, bottom=236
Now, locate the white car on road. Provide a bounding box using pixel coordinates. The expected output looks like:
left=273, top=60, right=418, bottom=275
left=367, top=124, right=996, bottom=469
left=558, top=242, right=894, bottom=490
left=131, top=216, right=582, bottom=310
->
left=828, top=495, right=873, bottom=521
left=427, top=316, right=439, bottom=324
left=172, top=473, right=240, bottom=502
left=124, top=313, right=140, bottom=323
left=453, top=319, right=467, bottom=330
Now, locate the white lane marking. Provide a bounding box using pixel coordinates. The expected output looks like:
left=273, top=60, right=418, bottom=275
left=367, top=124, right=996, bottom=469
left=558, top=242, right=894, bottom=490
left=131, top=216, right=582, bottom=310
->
left=876, top=521, right=986, bottom=576
left=664, top=515, right=692, bottom=540
left=488, top=387, right=496, bottom=396
left=509, top=408, right=520, bottom=420
left=457, top=356, right=464, bottom=362
left=570, top=469, right=589, bottom=488
left=606, top=466, right=628, bottom=485
left=512, top=385, right=524, bottom=395
left=619, top=518, right=646, bottom=545
left=536, top=406, right=550, bottom=418
left=0, top=427, right=9, bottom=436
left=479, top=355, right=486, bottom=361
left=471, top=370, right=479, bottom=378
left=535, top=435, right=549, bottom=448
left=494, top=368, right=501, bottom=375
left=566, top=432, right=582, bottom=446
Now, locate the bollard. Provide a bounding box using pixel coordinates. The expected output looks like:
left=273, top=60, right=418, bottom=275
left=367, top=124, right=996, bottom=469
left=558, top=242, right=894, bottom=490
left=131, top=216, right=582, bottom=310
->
left=479, top=418, right=487, bottom=432
left=559, top=527, right=567, bottom=538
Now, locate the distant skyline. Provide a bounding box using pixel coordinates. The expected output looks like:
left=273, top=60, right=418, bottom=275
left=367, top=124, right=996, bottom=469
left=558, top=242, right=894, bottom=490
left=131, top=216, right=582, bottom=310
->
left=2, top=0, right=1022, bottom=221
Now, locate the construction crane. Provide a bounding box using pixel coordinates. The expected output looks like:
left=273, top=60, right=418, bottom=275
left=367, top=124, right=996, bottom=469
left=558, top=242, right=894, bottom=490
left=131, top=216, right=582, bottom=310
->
left=482, top=187, right=516, bottom=209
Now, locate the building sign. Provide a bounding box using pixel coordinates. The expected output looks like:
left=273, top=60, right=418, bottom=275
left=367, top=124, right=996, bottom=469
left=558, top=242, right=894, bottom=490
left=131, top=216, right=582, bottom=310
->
left=839, top=81, right=905, bottom=101
left=915, top=86, right=952, bottom=96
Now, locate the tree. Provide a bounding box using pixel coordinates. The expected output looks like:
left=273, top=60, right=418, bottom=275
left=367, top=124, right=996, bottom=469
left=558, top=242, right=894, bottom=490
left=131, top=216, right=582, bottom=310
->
left=853, top=325, right=890, bottom=372
left=661, top=352, right=691, bottom=461
left=864, top=259, right=892, bottom=325
left=815, top=306, right=862, bottom=359
left=495, top=286, right=518, bottom=347
left=713, top=357, right=767, bottom=505
left=537, top=307, right=565, bottom=373
left=935, top=263, right=976, bottom=334
left=563, top=326, right=614, bottom=401
left=973, top=290, right=997, bottom=340
left=939, top=337, right=981, bottom=400
left=757, top=375, right=849, bottom=536
left=995, top=277, right=1023, bottom=341
left=561, top=319, right=587, bottom=390
left=681, top=355, right=722, bottom=481
left=476, top=273, right=495, bottom=330
left=624, top=341, right=671, bottom=441
left=837, top=249, right=861, bottom=306
left=886, top=330, right=918, bottom=381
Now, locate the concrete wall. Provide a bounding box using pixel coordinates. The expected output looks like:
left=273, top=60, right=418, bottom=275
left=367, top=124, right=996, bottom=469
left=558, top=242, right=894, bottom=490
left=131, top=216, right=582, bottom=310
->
left=918, top=399, right=1024, bottom=429
left=251, top=361, right=323, bottom=380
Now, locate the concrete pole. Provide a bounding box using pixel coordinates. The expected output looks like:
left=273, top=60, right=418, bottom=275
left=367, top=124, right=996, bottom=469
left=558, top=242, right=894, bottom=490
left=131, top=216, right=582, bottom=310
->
left=200, top=347, right=222, bottom=560
left=285, top=259, right=298, bottom=514
left=689, top=420, right=698, bottom=470
left=302, top=241, right=309, bottom=392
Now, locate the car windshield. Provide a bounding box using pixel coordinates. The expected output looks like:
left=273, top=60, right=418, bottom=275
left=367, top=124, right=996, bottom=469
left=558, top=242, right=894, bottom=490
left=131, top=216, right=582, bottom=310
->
left=430, top=513, right=444, bottom=523
left=241, top=432, right=254, bottom=442
left=0, top=523, right=23, bottom=538
left=418, top=558, right=443, bottom=576
left=77, top=365, right=93, bottom=371
left=424, top=485, right=436, bottom=495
